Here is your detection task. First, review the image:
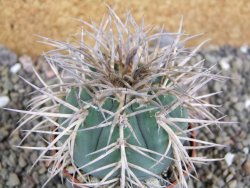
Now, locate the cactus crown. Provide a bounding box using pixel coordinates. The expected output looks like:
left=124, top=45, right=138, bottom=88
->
left=10, top=7, right=227, bottom=188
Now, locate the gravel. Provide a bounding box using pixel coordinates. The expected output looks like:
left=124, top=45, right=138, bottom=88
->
left=1, top=44, right=250, bottom=187
left=190, top=45, right=250, bottom=188
left=0, top=45, right=65, bottom=188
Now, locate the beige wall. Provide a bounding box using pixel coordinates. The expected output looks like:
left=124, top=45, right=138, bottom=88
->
left=0, top=0, right=249, bottom=57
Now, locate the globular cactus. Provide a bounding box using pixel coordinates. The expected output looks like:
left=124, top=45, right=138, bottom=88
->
left=9, top=7, right=228, bottom=188
left=59, top=87, right=188, bottom=180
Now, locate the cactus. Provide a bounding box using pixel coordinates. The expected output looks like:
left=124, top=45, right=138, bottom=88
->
left=9, top=7, right=229, bottom=188
left=59, top=87, right=188, bottom=180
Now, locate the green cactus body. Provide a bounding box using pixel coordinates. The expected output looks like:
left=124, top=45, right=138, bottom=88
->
left=59, top=87, right=188, bottom=180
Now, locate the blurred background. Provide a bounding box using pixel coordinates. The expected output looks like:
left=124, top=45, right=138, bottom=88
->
left=0, top=0, right=250, bottom=56
left=0, top=1, right=249, bottom=188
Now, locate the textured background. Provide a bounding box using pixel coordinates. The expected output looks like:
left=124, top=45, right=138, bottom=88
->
left=0, top=0, right=250, bottom=57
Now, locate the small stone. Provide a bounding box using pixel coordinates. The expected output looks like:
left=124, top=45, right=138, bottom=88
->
left=0, top=168, right=7, bottom=180
left=228, top=179, right=237, bottom=188
left=38, top=166, right=46, bottom=174
left=224, top=152, right=235, bottom=166
left=245, top=99, right=250, bottom=109
left=19, top=55, right=33, bottom=73
left=32, top=171, right=39, bottom=184
left=232, top=58, right=243, bottom=71
left=230, top=96, right=238, bottom=103
left=0, top=127, right=9, bottom=141
left=18, top=155, right=27, bottom=168
left=219, top=57, right=231, bottom=70
left=10, top=92, right=19, bottom=103
left=223, top=169, right=229, bottom=176
left=0, top=96, right=10, bottom=107
left=6, top=173, right=20, bottom=186
left=216, top=179, right=225, bottom=187
left=243, top=147, right=249, bottom=154
left=9, top=133, right=21, bottom=146
left=6, top=152, right=16, bottom=167
left=20, top=175, right=35, bottom=188
left=243, top=156, right=250, bottom=175
left=232, top=73, right=241, bottom=85
left=244, top=139, right=250, bottom=147
left=3, top=79, right=13, bottom=91
left=234, top=102, right=244, bottom=112
left=0, top=45, right=17, bottom=66
left=226, top=173, right=234, bottom=182
left=234, top=153, right=247, bottom=166
left=206, top=172, right=213, bottom=179
left=10, top=74, right=19, bottom=83
left=213, top=82, right=221, bottom=92
left=10, top=63, right=21, bottom=74
left=240, top=44, right=249, bottom=53
left=228, top=166, right=236, bottom=175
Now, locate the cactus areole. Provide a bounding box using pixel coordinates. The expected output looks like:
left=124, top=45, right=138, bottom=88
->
left=59, top=84, right=188, bottom=179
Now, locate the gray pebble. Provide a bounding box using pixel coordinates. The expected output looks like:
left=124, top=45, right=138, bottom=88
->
left=0, top=168, right=8, bottom=180
left=20, top=175, right=35, bottom=188
left=30, top=152, right=38, bottom=164
left=234, top=102, right=244, bottom=112
left=32, top=171, right=39, bottom=184
left=19, top=55, right=33, bottom=73
left=216, top=179, right=225, bottom=187
left=242, top=156, right=250, bottom=175
left=18, top=154, right=27, bottom=168
left=38, top=165, right=47, bottom=174
left=6, top=173, right=20, bottom=187
left=213, top=82, right=221, bottom=92
left=6, top=152, right=16, bottom=167
left=225, top=173, right=234, bottom=182
left=0, top=127, right=9, bottom=141
left=234, top=153, right=247, bottom=166
left=10, top=74, right=19, bottom=83
left=228, top=179, right=237, bottom=188
left=0, top=45, right=17, bottom=66
left=8, top=133, right=21, bottom=146
left=10, top=92, right=19, bottom=103
left=3, top=79, right=13, bottom=91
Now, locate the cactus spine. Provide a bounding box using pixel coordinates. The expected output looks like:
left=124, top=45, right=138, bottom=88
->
left=10, top=7, right=228, bottom=188
left=59, top=87, right=188, bottom=180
